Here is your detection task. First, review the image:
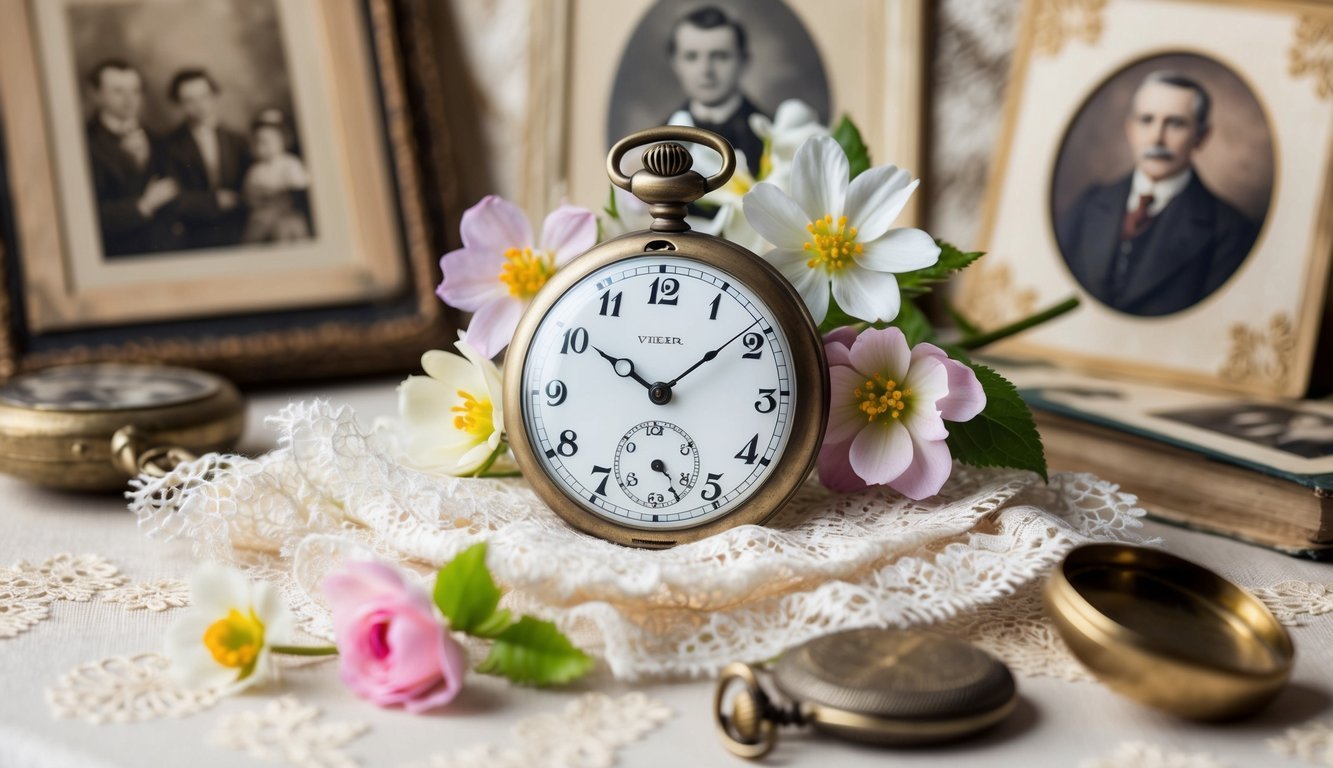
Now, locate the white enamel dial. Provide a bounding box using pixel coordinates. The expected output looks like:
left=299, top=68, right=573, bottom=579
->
left=520, top=254, right=795, bottom=530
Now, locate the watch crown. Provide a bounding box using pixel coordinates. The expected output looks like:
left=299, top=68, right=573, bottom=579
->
left=642, top=142, right=693, bottom=178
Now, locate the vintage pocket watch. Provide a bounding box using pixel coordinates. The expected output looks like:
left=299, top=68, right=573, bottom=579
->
left=502, top=127, right=828, bottom=548
left=0, top=363, right=244, bottom=490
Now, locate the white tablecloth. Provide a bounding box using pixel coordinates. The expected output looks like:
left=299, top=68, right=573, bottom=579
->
left=2, top=378, right=1330, bottom=768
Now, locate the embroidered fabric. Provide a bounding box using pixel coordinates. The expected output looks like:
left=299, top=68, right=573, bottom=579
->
left=0, top=554, right=124, bottom=638
left=1251, top=580, right=1333, bottom=626
left=129, top=401, right=1150, bottom=680
left=45, top=654, right=219, bottom=724
left=1269, top=719, right=1333, bottom=765
left=210, top=696, right=367, bottom=768
left=1080, top=742, right=1231, bottom=768
left=103, top=579, right=191, bottom=612
left=402, top=692, right=672, bottom=768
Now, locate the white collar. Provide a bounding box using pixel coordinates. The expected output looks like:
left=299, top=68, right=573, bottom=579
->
left=1128, top=167, right=1193, bottom=216
left=689, top=93, right=743, bottom=124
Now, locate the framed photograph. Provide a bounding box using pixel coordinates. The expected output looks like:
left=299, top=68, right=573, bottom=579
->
left=964, top=0, right=1333, bottom=398
left=528, top=0, right=927, bottom=223
left=0, top=0, right=457, bottom=383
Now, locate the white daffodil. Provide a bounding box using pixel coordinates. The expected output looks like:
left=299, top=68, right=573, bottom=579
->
left=742, top=136, right=939, bottom=324
left=749, top=99, right=830, bottom=190
left=164, top=564, right=291, bottom=694
left=397, top=334, right=506, bottom=476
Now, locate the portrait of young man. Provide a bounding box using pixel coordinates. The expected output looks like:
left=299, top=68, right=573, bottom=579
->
left=663, top=6, right=767, bottom=177
left=1054, top=70, right=1261, bottom=317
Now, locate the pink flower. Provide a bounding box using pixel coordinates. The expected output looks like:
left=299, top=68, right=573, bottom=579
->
left=324, top=561, right=466, bottom=714
left=819, top=327, right=985, bottom=499
left=438, top=196, right=597, bottom=358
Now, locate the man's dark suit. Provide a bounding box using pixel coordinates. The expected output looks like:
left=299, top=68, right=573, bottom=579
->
left=165, top=124, right=250, bottom=250
left=1055, top=172, right=1258, bottom=316
left=86, top=118, right=180, bottom=258
left=670, top=96, right=766, bottom=177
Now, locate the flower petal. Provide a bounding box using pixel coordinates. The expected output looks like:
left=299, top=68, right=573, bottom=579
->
left=188, top=564, right=251, bottom=618
left=843, top=166, right=914, bottom=242
left=463, top=297, right=524, bottom=360
left=459, top=195, right=532, bottom=254
left=770, top=249, right=828, bottom=323
left=823, top=327, right=858, bottom=367
left=827, top=366, right=870, bottom=444
left=847, top=327, right=910, bottom=381
left=455, top=336, right=506, bottom=432
left=857, top=228, right=941, bottom=273
left=743, top=184, right=812, bottom=249
left=399, top=376, right=461, bottom=430
left=888, top=434, right=954, bottom=500
left=323, top=561, right=409, bottom=620
left=437, top=248, right=508, bottom=311
left=817, top=439, right=869, bottom=493
left=831, top=268, right=902, bottom=324
left=937, top=355, right=986, bottom=422
left=421, top=349, right=483, bottom=391
left=903, top=352, right=951, bottom=408
left=541, top=205, right=598, bottom=265
left=790, top=136, right=848, bottom=220
left=849, top=420, right=913, bottom=486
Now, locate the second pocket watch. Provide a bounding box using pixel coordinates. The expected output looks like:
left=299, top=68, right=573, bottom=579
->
left=503, top=127, right=828, bottom=548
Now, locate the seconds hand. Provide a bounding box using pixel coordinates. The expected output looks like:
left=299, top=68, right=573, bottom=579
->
left=649, top=458, right=680, bottom=501
left=665, top=319, right=760, bottom=388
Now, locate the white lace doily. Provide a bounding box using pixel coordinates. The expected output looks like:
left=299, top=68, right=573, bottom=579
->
left=129, top=401, right=1148, bottom=680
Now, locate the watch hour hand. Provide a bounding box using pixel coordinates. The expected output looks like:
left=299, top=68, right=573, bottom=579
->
left=592, top=346, right=653, bottom=390
left=650, top=459, right=680, bottom=500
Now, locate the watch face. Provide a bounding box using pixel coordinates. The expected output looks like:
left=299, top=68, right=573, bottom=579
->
left=0, top=364, right=220, bottom=411
left=520, top=254, right=796, bottom=530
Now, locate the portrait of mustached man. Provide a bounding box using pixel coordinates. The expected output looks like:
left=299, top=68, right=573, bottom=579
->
left=1055, top=70, right=1259, bottom=317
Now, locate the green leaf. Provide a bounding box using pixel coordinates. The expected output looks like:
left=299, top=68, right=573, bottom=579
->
left=477, top=616, right=595, bottom=687
left=602, top=183, right=619, bottom=220
left=831, top=115, right=871, bottom=181
left=944, top=301, right=982, bottom=338
left=471, top=608, right=515, bottom=639
left=433, top=543, right=502, bottom=635
left=898, top=241, right=984, bottom=298
left=890, top=300, right=936, bottom=346
left=945, top=363, right=1048, bottom=481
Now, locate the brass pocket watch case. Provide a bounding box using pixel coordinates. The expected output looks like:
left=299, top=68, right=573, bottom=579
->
left=0, top=363, right=244, bottom=490
left=715, top=628, right=1018, bottom=758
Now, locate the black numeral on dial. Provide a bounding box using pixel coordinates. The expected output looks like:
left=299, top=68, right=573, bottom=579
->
left=734, top=434, right=759, bottom=465
left=560, top=327, right=589, bottom=354
left=558, top=430, right=579, bottom=457
left=648, top=277, right=679, bottom=305
left=701, top=472, right=724, bottom=501
left=545, top=380, right=567, bottom=406
left=741, top=332, right=764, bottom=359
left=590, top=464, right=610, bottom=495
left=598, top=291, right=622, bottom=317
left=708, top=294, right=722, bottom=320
left=754, top=388, right=776, bottom=413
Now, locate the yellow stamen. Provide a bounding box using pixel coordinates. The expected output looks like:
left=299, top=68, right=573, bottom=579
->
left=803, top=214, right=863, bottom=273
left=203, top=608, right=265, bottom=670
left=498, top=247, right=555, bottom=299
left=856, top=373, right=912, bottom=423
left=451, top=389, right=494, bottom=437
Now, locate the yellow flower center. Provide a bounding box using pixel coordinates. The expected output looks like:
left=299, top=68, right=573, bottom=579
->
left=203, top=608, right=265, bottom=670
left=803, top=214, right=863, bottom=273
left=757, top=141, right=773, bottom=181
left=498, top=247, right=555, bottom=299
left=853, top=374, right=911, bottom=423
left=452, top=390, right=494, bottom=437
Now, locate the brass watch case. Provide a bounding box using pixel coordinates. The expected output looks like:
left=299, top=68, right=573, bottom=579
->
left=0, top=364, right=244, bottom=490
left=503, top=229, right=829, bottom=548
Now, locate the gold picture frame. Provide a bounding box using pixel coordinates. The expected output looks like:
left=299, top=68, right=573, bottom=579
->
left=0, top=0, right=457, bottom=383
left=525, top=0, right=928, bottom=225
left=967, top=0, right=1333, bottom=398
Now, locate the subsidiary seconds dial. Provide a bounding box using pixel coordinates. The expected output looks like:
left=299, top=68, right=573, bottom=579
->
left=518, top=254, right=795, bottom=531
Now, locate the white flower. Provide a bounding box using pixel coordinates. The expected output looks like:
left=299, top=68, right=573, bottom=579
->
left=742, top=135, right=939, bottom=323
left=749, top=99, right=830, bottom=190
left=397, top=334, right=505, bottom=476
left=164, top=564, right=291, bottom=694
left=689, top=149, right=767, bottom=253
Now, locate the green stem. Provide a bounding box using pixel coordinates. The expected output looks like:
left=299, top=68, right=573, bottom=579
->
left=480, top=470, right=522, bottom=478
left=471, top=441, right=508, bottom=478
left=271, top=645, right=338, bottom=657
left=957, top=297, right=1080, bottom=351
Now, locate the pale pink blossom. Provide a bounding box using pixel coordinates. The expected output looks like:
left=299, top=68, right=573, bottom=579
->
left=819, top=327, right=985, bottom=499
left=438, top=195, right=596, bottom=358
left=324, top=561, right=466, bottom=714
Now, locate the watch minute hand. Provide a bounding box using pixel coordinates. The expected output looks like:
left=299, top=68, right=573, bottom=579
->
left=666, top=320, right=759, bottom=387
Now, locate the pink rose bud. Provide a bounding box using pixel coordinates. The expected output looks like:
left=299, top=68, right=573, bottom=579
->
left=324, top=561, right=466, bottom=713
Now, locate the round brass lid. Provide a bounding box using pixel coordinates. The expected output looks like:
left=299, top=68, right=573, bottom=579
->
left=1045, top=543, right=1294, bottom=720
left=0, top=364, right=245, bottom=491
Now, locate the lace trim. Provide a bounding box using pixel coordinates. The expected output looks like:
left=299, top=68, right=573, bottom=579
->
left=129, top=400, right=1152, bottom=680
left=1080, top=742, right=1231, bottom=768
left=0, top=554, right=125, bottom=638
left=937, top=580, right=1091, bottom=681
left=1269, top=718, right=1333, bottom=765
left=210, top=697, right=368, bottom=768
left=1250, top=580, right=1333, bottom=626
left=402, top=692, right=672, bottom=768
left=103, top=579, right=190, bottom=612
left=45, top=653, right=219, bottom=724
